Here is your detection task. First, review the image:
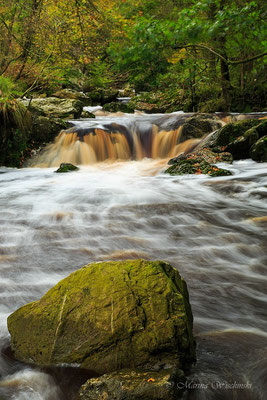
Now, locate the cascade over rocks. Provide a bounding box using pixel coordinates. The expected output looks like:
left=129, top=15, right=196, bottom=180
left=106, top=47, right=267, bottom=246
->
left=7, top=260, right=195, bottom=376
left=165, top=118, right=266, bottom=177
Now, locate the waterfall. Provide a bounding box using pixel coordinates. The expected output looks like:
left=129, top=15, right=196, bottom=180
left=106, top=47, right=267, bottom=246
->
left=29, top=112, right=217, bottom=167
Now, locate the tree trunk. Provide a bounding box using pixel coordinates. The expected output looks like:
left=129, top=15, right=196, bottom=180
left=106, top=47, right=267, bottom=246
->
left=15, top=0, right=43, bottom=80
left=220, top=57, right=232, bottom=110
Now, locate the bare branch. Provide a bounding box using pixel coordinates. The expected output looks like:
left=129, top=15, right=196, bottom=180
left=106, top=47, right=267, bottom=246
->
left=173, top=44, right=267, bottom=65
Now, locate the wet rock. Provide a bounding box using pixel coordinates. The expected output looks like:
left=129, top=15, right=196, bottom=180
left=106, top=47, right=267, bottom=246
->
left=7, top=260, right=195, bottom=375
left=224, top=121, right=267, bottom=159
left=83, top=88, right=119, bottom=105
left=168, top=148, right=233, bottom=166
left=206, top=119, right=260, bottom=151
left=102, top=102, right=134, bottom=113
left=130, top=101, right=165, bottom=114
left=52, top=89, right=92, bottom=106
left=168, top=153, right=187, bottom=165
left=250, top=135, right=267, bottom=162
left=20, top=97, right=83, bottom=119
left=127, top=92, right=169, bottom=113
left=79, top=368, right=184, bottom=400
left=165, top=156, right=232, bottom=177
left=190, top=148, right=233, bottom=164
left=32, top=115, right=68, bottom=142
left=179, top=115, right=222, bottom=142
left=55, top=163, right=79, bottom=173
left=166, top=147, right=232, bottom=177
left=80, top=110, right=95, bottom=118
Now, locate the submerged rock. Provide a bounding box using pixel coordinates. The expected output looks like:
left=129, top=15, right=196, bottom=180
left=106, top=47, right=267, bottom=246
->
left=55, top=163, right=79, bottom=173
left=7, top=260, right=195, bottom=375
left=79, top=368, right=184, bottom=400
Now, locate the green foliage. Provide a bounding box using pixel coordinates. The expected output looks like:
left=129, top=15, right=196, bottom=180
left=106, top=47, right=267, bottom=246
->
left=0, top=91, right=32, bottom=167
left=84, top=61, right=115, bottom=91
left=0, top=76, right=23, bottom=99
left=0, top=0, right=266, bottom=115
left=108, top=0, right=266, bottom=111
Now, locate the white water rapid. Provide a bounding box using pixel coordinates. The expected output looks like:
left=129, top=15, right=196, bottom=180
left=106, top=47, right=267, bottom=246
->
left=0, top=114, right=267, bottom=399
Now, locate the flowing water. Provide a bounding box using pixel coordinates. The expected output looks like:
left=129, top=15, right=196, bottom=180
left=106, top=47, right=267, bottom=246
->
left=0, top=112, right=267, bottom=399
left=27, top=112, right=216, bottom=167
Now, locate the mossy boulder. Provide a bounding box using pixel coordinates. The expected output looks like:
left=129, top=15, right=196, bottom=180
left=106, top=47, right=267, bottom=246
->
left=7, top=260, right=195, bottom=375
left=206, top=119, right=260, bottom=151
left=250, top=135, right=267, bottom=162
left=84, top=88, right=119, bottom=105
left=52, top=89, right=92, bottom=106
left=168, top=148, right=232, bottom=166
left=32, top=115, right=68, bottom=142
left=55, top=163, right=79, bottom=172
left=80, top=110, right=96, bottom=118
left=128, top=92, right=169, bottom=113
left=179, top=115, right=222, bottom=142
left=79, top=368, right=184, bottom=400
left=102, top=102, right=134, bottom=113
left=224, top=120, right=267, bottom=159
left=165, top=157, right=232, bottom=177
left=20, top=97, right=83, bottom=119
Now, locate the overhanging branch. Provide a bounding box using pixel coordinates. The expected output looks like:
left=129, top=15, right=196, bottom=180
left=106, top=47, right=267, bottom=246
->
left=173, top=44, right=267, bottom=65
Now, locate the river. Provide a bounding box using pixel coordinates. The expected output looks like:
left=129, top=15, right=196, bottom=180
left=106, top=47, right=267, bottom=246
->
left=0, top=113, right=266, bottom=399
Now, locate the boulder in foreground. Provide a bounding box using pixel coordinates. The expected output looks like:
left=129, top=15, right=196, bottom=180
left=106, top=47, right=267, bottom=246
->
left=7, top=260, right=195, bottom=375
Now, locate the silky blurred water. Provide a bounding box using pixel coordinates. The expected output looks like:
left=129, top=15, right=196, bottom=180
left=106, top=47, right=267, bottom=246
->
left=0, top=158, right=266, bottom=399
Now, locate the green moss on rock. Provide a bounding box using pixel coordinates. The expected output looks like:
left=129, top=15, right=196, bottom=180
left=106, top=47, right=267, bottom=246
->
left=79, top=368, right=185, bottom=400
left=224, top=120, right=267, bottom=159
left=102, top=102, right=134, bottom=113
left=165, top=157, right=232, bottom=177
left=55, top=163, right=79, bottom=173
left=7, top=260, right=195, bottom=375
left=179, top=116, right=222, bottom=142
left=208, top=119, right=260, bottom=149
left=250, top=135, right=267, bottom=162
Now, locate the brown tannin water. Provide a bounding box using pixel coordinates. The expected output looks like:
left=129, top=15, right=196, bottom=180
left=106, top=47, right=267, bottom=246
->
left=0, top=112, right=266, bottom=399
